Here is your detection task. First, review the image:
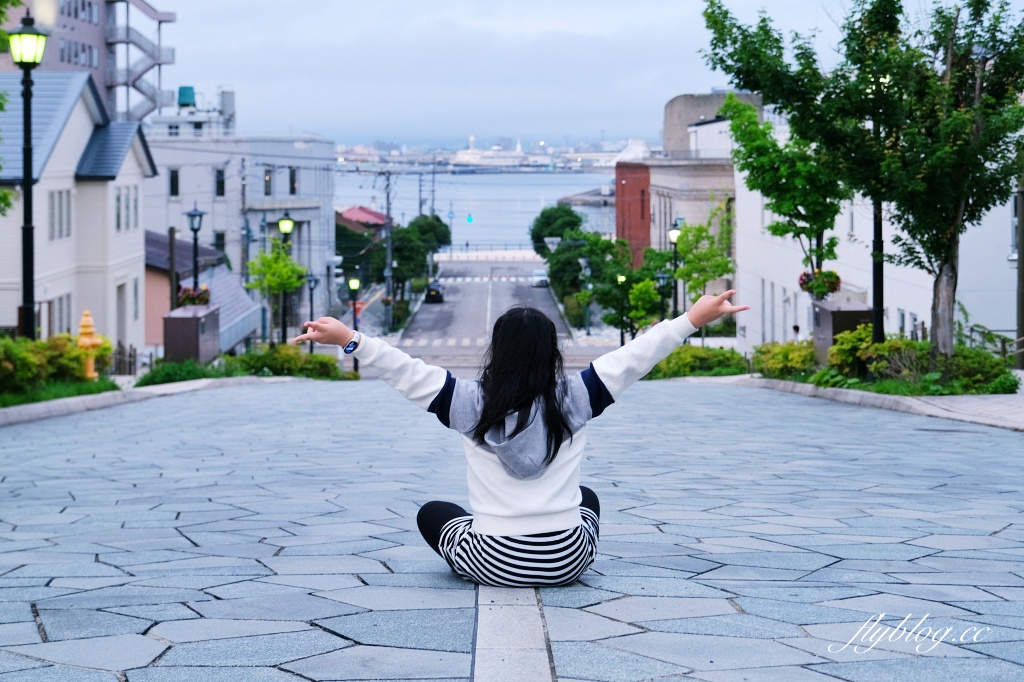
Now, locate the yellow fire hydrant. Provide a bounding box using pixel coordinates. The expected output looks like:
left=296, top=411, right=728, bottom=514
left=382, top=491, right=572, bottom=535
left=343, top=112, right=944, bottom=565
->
left=77, top=310, right=102, bottom=380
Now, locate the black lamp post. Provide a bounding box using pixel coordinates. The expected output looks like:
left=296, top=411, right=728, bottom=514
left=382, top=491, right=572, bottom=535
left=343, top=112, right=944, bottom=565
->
left=348, top=275, right=361, bottom=372
left=9, top=11, right=48, bottom=339
left=278, top=212, right=295, bottom=344
left=668, top=219, right=681, bottom=319
left=305, top=272, right=319, bottom=354
left=655, top=270, right=670, bottom=321
left=184, top=203, right=206, bottom=291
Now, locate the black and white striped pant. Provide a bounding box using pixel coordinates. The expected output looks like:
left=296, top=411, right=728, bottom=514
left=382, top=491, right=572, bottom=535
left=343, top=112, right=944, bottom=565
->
left=417, top=487, right=601, bottom=587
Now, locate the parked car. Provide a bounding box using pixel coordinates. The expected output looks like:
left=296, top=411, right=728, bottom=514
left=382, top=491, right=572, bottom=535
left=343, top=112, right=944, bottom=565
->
left=531, top=269, right=549, bottom=287
left=424, top=280, right=444, bottom=303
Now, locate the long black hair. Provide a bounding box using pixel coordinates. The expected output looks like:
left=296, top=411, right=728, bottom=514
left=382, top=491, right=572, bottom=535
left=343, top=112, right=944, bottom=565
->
left=473, top=306, right=571, bottom=465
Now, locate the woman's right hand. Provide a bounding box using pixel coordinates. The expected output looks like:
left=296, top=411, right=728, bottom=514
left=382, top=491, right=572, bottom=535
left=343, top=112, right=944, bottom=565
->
left=685, top=290, right=749, bottom=328
left=292, top=317, right=354, bottom=347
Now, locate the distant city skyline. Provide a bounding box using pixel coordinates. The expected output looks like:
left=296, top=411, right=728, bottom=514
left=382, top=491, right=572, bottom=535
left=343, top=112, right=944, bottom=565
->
left=139, top=0, right=1023, bottom=147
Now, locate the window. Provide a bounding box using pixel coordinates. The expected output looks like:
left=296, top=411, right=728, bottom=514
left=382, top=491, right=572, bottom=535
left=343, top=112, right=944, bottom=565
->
left=169, top=169, right=179, bottom=197
left=57, top=295, right=64, bottom=337
left=59, top=39, right=66, bottom=63
left=64, top=293, right=72, bottom=333
left=49, top=192, right=55, bottom=240
left=264, top=166, right=273, bottom=196
left=214, top=231, right=226, bottom=253
left=115, top=187, right=122, bottom=231
left=215, top=168, right=226, bottom=197
left=133, top=278, right=139, bottom=321
left=65, top=190, right=72, bottom=237
left=289, top=167, right=298, bottom=195
left=168, top=124, right=179, bottom=137
left=132, top=186, right=139, bottom=229
left=898, top=309, right=906, bottom=336
left=193, top=122, right=203, bottom=137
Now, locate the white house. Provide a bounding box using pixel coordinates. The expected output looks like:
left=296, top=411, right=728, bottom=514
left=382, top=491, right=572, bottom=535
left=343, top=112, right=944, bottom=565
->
left=142, top=89, right=338, bottom=342
left=0, top=72, right=157, bottom=349
left=712, top=116, right=1018, bottom=354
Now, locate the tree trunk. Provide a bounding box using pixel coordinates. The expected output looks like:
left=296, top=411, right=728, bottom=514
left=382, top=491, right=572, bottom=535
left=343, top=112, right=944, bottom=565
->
left=930, top=237, right=960, bottom=357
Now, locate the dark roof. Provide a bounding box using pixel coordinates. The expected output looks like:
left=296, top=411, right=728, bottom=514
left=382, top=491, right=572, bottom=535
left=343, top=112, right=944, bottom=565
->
left=77, top=121, right=158, bottom=180
left=0, top=72, right=106, bottom=183
left=145, top=229, right=225, bottom=277
left=206, top=265, right=261, bottom=351
left=690, top=116, right=728, bottom=128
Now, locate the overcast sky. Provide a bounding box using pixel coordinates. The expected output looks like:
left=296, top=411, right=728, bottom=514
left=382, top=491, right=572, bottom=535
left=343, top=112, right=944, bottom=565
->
left=151, top=0, right=1019, bottom=148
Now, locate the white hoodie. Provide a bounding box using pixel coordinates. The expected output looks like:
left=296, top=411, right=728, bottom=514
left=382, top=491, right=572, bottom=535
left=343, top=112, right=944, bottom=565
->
left=351, top=313, right=698, bottom=535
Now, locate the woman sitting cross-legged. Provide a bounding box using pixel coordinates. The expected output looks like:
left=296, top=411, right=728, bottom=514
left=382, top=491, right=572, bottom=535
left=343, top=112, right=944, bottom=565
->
left=293, top=291, right=747, bottom=587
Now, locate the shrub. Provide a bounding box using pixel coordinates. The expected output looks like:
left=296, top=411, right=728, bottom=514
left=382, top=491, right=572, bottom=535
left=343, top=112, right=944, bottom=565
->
left=392, top=300, right=411, bottom=328
left=0, top=334, right=112, bottom=394
left=0, top=378, right=120, bottom=408
left=752, top=340, right=817, bottom=380
left=986, top=372, right=1020, bottom=395
left=225, top=344, right=354, bottom=381
left=135, top=359, right=230, bottom=387
left=645, top=344, right=747, bottom=380
left=860, top=337, right=932, bottom=382
left=828, top=324, right=873, bottom=378
left=410, top=277, right=428, bottom=294
left=563, top=294, right=584, bottom=329
left=937, top=346, right=1011, bottom=393
left=704, top=315, right=737, bottom=337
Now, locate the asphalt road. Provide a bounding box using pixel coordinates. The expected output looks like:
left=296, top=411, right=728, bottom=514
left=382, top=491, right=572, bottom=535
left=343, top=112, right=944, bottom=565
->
left=396, top=260, right=570, bottom=374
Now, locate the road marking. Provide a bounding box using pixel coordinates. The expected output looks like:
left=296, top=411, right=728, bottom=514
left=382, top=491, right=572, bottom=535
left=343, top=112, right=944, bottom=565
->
left=486, top=272, right=494, bottom=333
left=432, top=339, right=443, bottom=347
left=461, top=337, right=471, bottom=347
left=417, top=339, right=428, bottom=347
left=473, top=586, right=554, bottom=682
left=447, top=338, right=456, bottom=347
left=477, top=336, right=487, bottom=347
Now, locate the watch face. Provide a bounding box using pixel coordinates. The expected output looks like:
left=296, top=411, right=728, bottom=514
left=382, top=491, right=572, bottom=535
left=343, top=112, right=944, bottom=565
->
left=344, top=340, right=358, bottom=354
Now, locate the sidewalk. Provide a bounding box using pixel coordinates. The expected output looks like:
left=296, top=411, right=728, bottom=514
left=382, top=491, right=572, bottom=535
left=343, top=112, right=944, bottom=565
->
left=1, top=376, right=1022, bottom=680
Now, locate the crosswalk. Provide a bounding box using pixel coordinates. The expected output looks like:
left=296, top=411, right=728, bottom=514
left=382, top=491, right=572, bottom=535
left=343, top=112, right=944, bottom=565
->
left=400, top=336, right=490, bottom=348
left=436, top=276, right=533, bottom=283
left=399, top=334, right=570, bottom=348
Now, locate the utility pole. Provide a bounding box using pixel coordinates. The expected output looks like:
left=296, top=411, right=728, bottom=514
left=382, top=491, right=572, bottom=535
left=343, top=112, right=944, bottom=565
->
left=418, top=173, right=424, bottom=216
left=383, top=170, right=394, bottom=332
left=168, top=227, right=177, bottom=310
left=430, top=156, right=437, bottom=216
left=240, top=157, right=249, bottom=287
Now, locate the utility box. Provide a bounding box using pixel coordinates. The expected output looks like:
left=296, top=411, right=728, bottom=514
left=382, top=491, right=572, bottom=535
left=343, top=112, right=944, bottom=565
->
left=164, top=305, right=220, bottom=363
left=812, top=299, right=873, bottom=365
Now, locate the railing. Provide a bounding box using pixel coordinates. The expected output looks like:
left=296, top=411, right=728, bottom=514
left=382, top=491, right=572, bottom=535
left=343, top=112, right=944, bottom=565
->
left=112, top=343, right=137, bottom=376
left=963, top=325, right=1023, bottom=360
left=105, top=25, right=174, bottom=64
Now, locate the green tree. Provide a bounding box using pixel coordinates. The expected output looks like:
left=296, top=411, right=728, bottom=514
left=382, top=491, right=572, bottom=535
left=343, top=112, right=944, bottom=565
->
left=408, top=214, right=452, bottom=253
left=530, top=204, right=583, bottom=258
left=246, top=239, right=307, bottom=299
left=673, top=204, right=736, bottom=303
left=882, top=0, right=1024, bottom=356
left=369, top=227, right=429, bottom=302
left=719, top=94, right=848, bottom=284
left=0, top=0, right=23, bottom=219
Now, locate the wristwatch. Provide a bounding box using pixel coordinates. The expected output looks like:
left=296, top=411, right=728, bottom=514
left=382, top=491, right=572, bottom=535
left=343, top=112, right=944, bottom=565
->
left=343, top=331, right=362, bottom=355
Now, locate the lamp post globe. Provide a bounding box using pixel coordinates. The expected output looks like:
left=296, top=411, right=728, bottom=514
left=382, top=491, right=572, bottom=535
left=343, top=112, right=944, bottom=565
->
left=278, top=211, right=295, bottom=243
left=10, top=11, right=48, bottom=339
left=184, top=203, right=206, bottom=291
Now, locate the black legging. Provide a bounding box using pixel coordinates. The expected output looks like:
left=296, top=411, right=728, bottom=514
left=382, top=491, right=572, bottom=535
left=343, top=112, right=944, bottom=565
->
left=417, top=486, right=601, bottom=556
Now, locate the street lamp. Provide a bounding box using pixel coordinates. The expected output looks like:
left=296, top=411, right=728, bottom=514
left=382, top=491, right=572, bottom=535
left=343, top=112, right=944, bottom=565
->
left=348, top=275, right=361, bottom=372
left=578, top=257, right=592, bottom=336
left=305, top=273, right=319, bottom=354
left=9, top=10, right=48, bottom=339
left=184, top=202, right=206, bottom=291
left=668, top=219, right=682, bottom=319
left=277, top=212, right=294, bottom=344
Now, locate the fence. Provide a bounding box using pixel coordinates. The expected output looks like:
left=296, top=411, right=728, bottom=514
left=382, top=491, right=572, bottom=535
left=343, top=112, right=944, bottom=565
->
left=112, top=343, right=137, bottom=376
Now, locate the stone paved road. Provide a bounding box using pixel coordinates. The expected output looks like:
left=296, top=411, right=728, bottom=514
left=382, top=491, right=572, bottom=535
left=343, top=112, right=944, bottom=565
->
left=1, top=378, right=1023, bottom=681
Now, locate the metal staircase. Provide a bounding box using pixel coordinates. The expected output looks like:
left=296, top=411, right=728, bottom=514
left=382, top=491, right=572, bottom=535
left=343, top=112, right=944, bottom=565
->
left=105, top=0, right=175, bottom=120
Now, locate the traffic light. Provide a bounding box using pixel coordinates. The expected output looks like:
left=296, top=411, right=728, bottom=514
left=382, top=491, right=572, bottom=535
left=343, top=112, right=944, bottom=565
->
left=467, top=214, right=473, bottom=223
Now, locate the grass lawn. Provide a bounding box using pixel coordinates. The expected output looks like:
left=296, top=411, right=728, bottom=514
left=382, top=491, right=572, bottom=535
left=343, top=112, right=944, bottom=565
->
left=0, top=378, right=121, bottom=408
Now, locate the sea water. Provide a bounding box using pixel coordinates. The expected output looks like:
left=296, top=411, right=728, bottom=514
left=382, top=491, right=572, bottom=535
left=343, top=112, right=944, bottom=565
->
left=334, top=169, right=615, bottom=248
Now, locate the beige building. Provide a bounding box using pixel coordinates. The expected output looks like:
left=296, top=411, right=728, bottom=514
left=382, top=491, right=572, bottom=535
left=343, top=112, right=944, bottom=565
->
left=0, top=72, right=157, bottom=347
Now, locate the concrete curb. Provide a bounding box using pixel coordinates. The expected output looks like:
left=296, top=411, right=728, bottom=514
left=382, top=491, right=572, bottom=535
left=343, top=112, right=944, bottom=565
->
left=720, top=375, right=1024, bottom=432
left=0, top=376, right=302, bottom=429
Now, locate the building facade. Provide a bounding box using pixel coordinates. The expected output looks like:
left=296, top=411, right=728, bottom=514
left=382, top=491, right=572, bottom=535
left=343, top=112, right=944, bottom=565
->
left=0, top=0, right=176, bottom=121
left=142, top=93, right=338, bottom=340
left=0, top=72, right=157, bottom=348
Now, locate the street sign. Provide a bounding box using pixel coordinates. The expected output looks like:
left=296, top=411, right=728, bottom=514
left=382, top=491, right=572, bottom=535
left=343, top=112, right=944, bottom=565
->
left=448, top=210, right=454, bottom=220
left=348, top=301, right=367, bottom=314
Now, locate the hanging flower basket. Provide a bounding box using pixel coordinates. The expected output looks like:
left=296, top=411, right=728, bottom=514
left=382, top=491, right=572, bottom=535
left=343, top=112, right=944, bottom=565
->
left=798, top=270, right=841, bottom=298
left=177, top=284, right=211, bottom=306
